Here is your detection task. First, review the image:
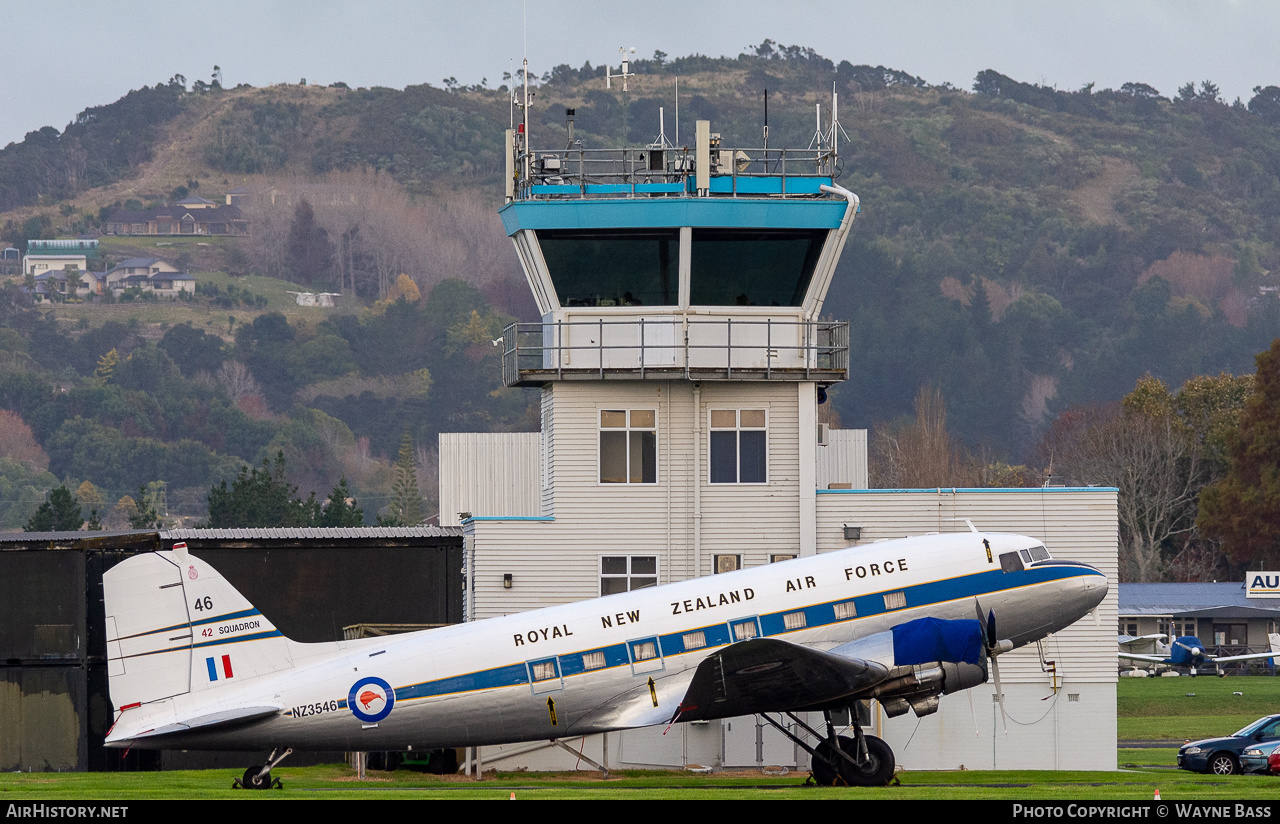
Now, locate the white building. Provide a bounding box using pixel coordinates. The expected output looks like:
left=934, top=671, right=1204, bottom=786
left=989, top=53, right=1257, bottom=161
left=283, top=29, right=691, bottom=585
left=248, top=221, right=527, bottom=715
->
left=440, top=121, right=1118, bottom=773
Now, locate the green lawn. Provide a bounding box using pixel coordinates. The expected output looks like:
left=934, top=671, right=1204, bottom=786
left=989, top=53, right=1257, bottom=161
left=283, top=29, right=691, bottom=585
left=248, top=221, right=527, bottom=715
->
left=0, top=764, right=1276, bottom=800
left=1117, top=675, right=1280, bottom=740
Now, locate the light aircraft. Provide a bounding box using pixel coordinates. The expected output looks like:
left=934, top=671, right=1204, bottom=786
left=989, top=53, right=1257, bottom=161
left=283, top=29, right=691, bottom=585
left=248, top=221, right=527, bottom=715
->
left=1118, top=633, right=1280, bottom=677
left=103, top=532, right=1107, bottom=787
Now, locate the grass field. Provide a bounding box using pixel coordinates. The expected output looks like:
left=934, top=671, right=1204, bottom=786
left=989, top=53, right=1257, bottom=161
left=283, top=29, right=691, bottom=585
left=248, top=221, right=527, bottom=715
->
left=1, top=678, right=1277, bottom=800
left=0, top=764, right=1276, bottom=801
left=1118, top=675, right=1280, bottom=741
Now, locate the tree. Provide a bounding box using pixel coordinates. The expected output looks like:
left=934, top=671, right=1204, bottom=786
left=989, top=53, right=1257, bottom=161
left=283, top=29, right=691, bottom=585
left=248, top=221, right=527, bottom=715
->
left=204, top=452, right=320, bottom=528
left=127, top=485, right=163, bottom=528
left=1199, top=339, right=1280, bottom=567
left=387, top=432, right=422, bottom=525
left=1249, top=85, right=1280, bottom=124
left=870, top=386, right=985, bottom=488
left=1039, top=373, right=1244, bottom=582
left=318, top=477, right=363, bottom=527
left=25, top=484, right=84, bottom=531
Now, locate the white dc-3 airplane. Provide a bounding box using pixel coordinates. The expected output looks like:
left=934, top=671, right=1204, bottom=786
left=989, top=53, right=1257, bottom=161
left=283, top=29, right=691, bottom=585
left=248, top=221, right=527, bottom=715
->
left=103, top=531, right=1108, bottom=787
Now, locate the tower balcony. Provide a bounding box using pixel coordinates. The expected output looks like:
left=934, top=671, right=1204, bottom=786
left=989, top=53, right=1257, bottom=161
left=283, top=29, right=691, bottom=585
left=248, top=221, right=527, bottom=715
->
left=500, top=316, right=848, bottom=387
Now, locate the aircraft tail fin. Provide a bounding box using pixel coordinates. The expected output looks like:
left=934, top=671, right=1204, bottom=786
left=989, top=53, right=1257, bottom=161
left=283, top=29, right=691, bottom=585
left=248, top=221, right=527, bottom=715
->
left=104, top=544, right=295, bottom=712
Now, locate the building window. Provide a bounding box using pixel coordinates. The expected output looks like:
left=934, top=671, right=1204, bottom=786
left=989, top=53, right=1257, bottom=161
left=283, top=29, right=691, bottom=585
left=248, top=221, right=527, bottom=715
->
left=600, top=555, right=658, bottom=595
left=600, top=410, right=656, bottom=483
left=709, top=409, right=767, bottom=483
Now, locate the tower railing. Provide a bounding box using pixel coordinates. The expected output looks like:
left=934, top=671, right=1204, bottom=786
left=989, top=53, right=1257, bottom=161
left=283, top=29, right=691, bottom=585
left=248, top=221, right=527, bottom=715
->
left=519, top=146, right=838, bottom=200
left=501, top=318, right=848, bottom=386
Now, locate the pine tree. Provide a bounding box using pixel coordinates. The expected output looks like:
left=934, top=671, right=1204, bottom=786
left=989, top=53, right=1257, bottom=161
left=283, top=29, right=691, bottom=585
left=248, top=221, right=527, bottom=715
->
left=25, top=485, right=84, bottom=532
left=389, top=432, right=421, bottom=526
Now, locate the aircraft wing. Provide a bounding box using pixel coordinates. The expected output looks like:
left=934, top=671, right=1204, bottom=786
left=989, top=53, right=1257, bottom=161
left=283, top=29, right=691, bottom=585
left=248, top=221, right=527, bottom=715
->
left=1117, top=652, right=1170, bottom=664
left=1209, top=650, right=1280, bottom=663
left=674, top=637, right=890, bottom=722
left=1118, top=633, right=1168, bottom=651
left=108, top=705, right=282, bottom=745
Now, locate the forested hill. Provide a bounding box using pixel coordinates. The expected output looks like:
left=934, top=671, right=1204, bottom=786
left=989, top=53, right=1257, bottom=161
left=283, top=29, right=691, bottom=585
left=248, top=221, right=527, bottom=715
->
left=3, top=45, right=1280, bottom=469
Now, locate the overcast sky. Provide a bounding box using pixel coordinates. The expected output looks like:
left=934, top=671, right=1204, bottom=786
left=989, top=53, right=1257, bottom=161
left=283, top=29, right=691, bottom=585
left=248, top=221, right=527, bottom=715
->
left=4, top=1, right=1279, bottom=149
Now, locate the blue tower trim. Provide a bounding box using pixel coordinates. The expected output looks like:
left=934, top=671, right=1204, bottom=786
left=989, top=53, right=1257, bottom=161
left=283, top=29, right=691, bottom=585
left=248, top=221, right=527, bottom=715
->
left=499, top=198, right=847, bottom=237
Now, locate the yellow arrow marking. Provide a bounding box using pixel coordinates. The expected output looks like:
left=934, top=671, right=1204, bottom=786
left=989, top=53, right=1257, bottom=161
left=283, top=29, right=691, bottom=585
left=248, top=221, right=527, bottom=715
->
left=547, top=696, right=558, bottom=726
left=648, top=677, right=658, bottom=708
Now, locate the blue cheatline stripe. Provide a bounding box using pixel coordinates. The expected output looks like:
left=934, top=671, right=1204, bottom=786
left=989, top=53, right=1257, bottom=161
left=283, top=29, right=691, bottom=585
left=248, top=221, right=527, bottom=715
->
left=114, top=608, right=264, bottom=641
left=206, top=657, right=218, bottom=681
left=383, top=565, right=1102, bottom=705
left=190, top=608, right=261, bottom=628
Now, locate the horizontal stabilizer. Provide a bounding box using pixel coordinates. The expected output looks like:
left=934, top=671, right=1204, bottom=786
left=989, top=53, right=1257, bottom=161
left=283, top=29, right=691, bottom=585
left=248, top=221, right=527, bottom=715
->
left=108, top=705, right=281, bottom=746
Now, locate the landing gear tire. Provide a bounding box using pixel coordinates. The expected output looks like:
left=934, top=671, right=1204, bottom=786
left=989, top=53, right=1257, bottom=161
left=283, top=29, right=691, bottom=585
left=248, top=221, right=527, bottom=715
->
left=1208, top=753, right=1239, bottom=776
left=811, top=734, right=895, bottom=787
left=241, top=766, right=273, bottom=789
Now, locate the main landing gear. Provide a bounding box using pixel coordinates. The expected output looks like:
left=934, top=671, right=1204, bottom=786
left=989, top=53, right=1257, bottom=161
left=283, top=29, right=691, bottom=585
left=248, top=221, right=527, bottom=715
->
left=758, top=710, right=895, bottom=787
left=235, top=747, right=292, bottom=790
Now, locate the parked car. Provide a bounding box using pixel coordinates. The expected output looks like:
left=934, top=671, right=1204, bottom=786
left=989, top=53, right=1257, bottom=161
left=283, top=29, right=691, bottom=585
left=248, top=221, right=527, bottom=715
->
left=1270, top=747, right=1280, bottom=776
left=1179, top=715, right=1280, bottom=775
left=1240, top=740, right=1280, bottom=774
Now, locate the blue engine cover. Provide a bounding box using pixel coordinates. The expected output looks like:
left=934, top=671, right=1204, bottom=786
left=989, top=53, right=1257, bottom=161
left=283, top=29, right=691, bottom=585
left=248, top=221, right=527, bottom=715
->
left=892, top=617, right=984, bottom=667
left=1169, top=636, right=1205, bottom=665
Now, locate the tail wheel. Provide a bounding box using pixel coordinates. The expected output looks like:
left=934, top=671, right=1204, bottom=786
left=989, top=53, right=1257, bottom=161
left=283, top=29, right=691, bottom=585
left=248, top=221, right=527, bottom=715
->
left=1208, top=753, right=1239, bottom=775
left=241, top=766, right=272, bottom=789
left=811, top=735, right=896, bottom=787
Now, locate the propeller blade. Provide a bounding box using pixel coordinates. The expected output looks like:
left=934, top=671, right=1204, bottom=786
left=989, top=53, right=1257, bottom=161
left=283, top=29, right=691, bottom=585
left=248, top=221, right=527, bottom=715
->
left=987, top=609, right=997, bottom=649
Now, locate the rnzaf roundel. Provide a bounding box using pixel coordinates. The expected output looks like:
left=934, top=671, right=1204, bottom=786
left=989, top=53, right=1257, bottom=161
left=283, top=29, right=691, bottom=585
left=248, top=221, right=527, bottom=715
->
left=348, top=676, right=395, bottom=723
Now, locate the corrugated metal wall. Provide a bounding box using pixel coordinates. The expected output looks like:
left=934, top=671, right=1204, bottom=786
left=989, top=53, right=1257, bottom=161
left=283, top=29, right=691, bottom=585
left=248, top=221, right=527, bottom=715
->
left=438, top=433, right=542, bottom=526
left=815, top=429, right=868, bottom=489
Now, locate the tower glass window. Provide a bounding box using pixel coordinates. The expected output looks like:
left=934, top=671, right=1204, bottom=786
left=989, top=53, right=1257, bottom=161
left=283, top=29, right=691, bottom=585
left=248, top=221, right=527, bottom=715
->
left=539, top=229, right=678, bottom=307
left=689, top=228, right=826, bottom=306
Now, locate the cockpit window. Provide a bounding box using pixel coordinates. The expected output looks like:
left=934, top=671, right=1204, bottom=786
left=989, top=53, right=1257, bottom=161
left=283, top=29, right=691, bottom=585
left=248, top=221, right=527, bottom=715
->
left=1028, top=545, right=1051, bottom=562
left=999, top=552, right=1023, bottom=573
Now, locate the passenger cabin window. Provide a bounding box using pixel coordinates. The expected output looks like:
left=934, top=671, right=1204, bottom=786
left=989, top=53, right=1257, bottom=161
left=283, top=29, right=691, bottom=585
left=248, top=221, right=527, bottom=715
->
left=689, top=228, right=826, bottom=306
left=999, top=552, right=1023, bottom=573
left=539, top=229, right=678, bottom=307
left=600, top=410, right=656, bottom=483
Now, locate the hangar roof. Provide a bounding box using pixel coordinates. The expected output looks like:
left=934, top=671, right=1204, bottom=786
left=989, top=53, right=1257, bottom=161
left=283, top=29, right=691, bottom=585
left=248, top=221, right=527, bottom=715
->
left=1120, top=582, right=1280, bottom=619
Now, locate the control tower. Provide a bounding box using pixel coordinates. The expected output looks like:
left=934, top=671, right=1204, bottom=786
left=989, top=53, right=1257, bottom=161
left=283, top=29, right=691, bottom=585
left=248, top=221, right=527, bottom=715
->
left=451, top=117, right=858, bottom=613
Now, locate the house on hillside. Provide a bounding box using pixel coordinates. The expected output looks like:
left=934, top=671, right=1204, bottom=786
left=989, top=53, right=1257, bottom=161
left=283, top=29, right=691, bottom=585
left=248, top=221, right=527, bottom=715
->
left=0, top=247, right=19, bottom=277
left=30, top=269, right=104, bottom=301
left=101, top=201, right=247, bottom=236
left=23, top=254, right=87, bottom=276
left=104, top=258, right=194, bottom=297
